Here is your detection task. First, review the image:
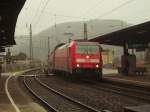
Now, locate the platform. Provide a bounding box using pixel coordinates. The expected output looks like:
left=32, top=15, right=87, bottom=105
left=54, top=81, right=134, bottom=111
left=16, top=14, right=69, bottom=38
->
left=103, top=68, right=150, bottom=84
left=0, top=74, right=46, bottom=112
left=124, top=104, right=150, bottom=112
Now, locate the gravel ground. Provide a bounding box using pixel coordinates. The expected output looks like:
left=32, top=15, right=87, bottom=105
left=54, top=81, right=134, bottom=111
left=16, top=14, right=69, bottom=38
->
left=39, top=75, right=148, bottom=112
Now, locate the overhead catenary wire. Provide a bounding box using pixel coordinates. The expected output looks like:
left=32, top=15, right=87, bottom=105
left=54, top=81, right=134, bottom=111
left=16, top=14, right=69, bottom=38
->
left=80, top=0, right=105, bottom=18
left=24, top=0, right=135, bottom=23
left=33, top=0, right=52, bottom=28
left=22, top=0, right=135, bottom=36
left=54, top=14, right=87, bottom=21
left=78, top=0, right=135, bottom=39
left=23, top=7, right=86, bottom=20
left=97, top=0, right=135, bottom=18
left=23, top=6, right=88, bottom=24
left=23, top=0, right=33, bottom=11
left=33, top=0, right=49, bottom=27
left=31, top=0, right=44, bottom=24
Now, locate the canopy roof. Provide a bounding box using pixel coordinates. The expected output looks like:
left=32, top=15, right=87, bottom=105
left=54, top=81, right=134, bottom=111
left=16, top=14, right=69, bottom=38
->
left=0, top=0, right=25, bottom=49
left=90, top=21, right=150, bottom=46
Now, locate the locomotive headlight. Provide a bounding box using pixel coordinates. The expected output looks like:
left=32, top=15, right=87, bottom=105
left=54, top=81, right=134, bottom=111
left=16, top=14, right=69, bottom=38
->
left=96, top=64, right=99, bottom=68
left=76, top=64, right=80, bottom=67
left=86, top=55, right=89, bottom=59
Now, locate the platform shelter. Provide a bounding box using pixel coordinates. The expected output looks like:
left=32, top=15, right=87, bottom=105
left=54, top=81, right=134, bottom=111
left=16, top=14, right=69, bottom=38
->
left=0, top=0, right=25, bottom=51
left=90, top=21, right=150, bottom=75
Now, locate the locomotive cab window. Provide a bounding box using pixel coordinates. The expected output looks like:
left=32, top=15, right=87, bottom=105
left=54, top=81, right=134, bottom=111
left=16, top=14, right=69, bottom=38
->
left=76, top=44, right=99, bottom=54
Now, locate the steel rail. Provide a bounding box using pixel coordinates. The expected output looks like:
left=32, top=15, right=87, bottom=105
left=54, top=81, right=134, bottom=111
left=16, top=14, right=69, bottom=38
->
left=76, top=79, right=150, bottom=103
left=35, top=76, right=102, bottom=112
left=89, top=82, right=150, bottom=103
left=23, top=76, right=59, bottom=112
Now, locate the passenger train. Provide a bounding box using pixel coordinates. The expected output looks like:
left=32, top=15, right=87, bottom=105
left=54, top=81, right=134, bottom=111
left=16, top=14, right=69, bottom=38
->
left=48, top=41, right=103, bottom=80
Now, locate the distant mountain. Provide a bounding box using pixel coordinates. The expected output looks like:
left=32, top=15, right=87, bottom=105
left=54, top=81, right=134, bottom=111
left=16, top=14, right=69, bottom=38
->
left=12, top=19, right=131, bottom=61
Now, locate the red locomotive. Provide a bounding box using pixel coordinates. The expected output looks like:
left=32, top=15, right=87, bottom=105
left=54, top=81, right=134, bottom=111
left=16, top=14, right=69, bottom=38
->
left=48, top=41, right=103, bottom=79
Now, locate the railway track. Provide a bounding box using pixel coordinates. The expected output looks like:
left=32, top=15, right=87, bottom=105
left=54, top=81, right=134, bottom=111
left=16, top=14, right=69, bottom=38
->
left=23, top=76, right=58, bottom=112
left=36, top=73, right=150, bottom=104
left=23, top=76, right=102, bottom=112
left=82, top=79, right=150, bottom=103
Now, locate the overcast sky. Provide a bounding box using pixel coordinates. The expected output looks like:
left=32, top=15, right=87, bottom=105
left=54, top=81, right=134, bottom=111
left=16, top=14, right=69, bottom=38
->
left=15, top=0, right=150, bottom=35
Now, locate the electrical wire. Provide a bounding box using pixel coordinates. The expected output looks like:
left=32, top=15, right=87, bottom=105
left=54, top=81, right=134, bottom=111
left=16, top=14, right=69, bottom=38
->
left=97, top=0, right=135, bottom=18
left=23, top=5, right=88, bottom=22
left=31, top=0, right=44, bottom=24
left=34, top=0, right=52, bottom=28
left=81, top=0, right=105, bottom=18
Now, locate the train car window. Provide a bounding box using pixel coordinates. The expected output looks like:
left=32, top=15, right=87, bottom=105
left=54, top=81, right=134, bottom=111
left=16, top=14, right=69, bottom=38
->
left=76, top=45, right=99, bottom=54
left=88, top=46, right=99, bottom=54
left=76, top=45, right=88, bottom=54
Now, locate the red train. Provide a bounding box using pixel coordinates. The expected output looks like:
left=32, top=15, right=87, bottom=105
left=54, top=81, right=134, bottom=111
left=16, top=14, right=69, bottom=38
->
left=48, top=41, right=103, bottom=79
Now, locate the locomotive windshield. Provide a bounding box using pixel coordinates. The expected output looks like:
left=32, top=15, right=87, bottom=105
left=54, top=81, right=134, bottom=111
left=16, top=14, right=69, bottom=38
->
left=76, top=44, right=99, bottom=54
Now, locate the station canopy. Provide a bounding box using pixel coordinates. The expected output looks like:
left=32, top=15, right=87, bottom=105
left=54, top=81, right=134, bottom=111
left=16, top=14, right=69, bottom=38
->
left=0, top=0, right=25, bottom=48
left=90, top=21, right=150, bottom=48
left=0, top=47, right=5, bottom=52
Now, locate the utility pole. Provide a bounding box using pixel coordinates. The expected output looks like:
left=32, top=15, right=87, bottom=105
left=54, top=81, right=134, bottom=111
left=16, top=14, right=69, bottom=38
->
left=54, top=14, right=60, bottom=45
left=29, top=24, right=33, bottom=61
left=47, top=37, right=50, bottom=57
left=84, top=23, right=88, bottom=40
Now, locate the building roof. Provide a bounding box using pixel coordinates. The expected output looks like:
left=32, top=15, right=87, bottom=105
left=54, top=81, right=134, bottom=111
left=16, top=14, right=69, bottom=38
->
left=90, top=21, right=150, bottom=46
